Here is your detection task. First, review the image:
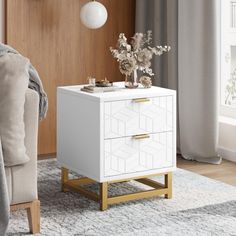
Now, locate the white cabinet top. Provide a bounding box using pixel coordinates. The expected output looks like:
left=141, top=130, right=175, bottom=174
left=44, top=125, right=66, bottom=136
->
left=58, top=82, right=176, bottom=102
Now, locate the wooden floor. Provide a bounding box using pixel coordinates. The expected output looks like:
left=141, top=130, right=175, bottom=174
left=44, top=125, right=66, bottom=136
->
left=177, top=156, right=236, bottom=186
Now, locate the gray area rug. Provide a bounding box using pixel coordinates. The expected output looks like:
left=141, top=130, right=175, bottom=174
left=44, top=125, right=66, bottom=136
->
left=7, top=160, right=236, bottom=236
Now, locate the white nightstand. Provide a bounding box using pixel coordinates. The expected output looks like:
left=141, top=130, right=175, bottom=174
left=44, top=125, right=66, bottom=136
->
left=57, top=82, right=176, bottom=210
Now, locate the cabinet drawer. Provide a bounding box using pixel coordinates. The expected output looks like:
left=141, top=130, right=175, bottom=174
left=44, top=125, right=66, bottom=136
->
left=104, top=96, right=173, bottom=139
left=104, top=132, right=173, bottom=177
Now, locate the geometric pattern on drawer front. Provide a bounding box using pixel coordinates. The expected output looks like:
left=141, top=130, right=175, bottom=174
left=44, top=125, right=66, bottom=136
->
left=104, top=96, right=173, bottom=139
left=104, top=132, right=173, bottom=177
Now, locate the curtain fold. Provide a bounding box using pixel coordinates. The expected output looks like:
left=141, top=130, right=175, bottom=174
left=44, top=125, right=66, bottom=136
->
left=136, top=0, right=221, bottom=164
left=136, top=0, right=178, bottom=89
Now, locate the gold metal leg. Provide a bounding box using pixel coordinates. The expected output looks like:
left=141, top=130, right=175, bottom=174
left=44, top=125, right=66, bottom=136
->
left=100, top=182, right=108, bottom=211
left=61, top=170, right=173, bottom=210
left=164, top=172, right=172, bottom=199
left=61, top=167, right=69, bottom=192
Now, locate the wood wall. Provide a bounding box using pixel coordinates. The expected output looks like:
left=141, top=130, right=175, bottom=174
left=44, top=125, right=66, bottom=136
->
left=6, top=0, right=135, bottom=155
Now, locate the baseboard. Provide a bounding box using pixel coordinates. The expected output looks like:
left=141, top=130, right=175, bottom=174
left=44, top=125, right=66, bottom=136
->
left=218, top=146, right=236, bottom=163
left=38, top=154, right=56, bottom=160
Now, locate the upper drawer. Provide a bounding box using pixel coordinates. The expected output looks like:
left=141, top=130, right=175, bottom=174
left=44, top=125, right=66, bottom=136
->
left=104, top=96, right=173, bottom=139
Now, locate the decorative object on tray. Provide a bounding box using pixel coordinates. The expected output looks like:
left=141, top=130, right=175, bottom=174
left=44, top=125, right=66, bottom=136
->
left=95, top=78, right=113, bottom=87
left=110, top=31, right=171, bottom=89
left=140, top=76, right=152, bottom=88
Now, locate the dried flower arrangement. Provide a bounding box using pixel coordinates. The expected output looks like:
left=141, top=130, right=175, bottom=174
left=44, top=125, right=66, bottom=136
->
left=110, top=31, right=171, bottom=84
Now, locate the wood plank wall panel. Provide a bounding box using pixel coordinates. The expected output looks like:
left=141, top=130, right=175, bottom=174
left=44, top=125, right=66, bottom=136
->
left=6, top=0, right=135, bottom=155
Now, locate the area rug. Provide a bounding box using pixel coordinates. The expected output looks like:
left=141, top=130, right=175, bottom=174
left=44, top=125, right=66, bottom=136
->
left=7, top=159, right=236, bottom=236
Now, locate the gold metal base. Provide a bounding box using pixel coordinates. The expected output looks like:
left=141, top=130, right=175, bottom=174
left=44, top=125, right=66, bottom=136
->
left=61, top=167, right=172, bottom=211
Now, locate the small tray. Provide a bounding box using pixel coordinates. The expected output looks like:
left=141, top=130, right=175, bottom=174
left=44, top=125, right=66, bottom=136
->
left=95, top=81, right=113, bottom=87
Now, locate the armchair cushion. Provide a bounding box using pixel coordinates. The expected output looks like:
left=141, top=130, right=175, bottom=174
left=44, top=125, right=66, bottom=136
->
left=0, top=53, right=30, bottom=167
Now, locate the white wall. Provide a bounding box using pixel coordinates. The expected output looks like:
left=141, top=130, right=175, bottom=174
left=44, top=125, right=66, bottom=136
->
left=0, top=0, right=4, bottom=42
left=218, top=117, right=236, bottom=162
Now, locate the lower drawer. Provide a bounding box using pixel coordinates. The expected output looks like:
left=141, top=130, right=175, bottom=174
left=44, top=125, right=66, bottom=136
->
left=104, top=132, right=173, bottom=177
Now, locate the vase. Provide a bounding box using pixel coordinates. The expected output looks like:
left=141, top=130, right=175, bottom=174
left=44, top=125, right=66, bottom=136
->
left=125, top=69, right=139, bottom=89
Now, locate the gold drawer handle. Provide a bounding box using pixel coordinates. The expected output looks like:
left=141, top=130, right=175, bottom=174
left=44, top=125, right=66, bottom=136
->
left=132, top=134, right=150, bottom=140
left=132, top=98, right=150, bottom=103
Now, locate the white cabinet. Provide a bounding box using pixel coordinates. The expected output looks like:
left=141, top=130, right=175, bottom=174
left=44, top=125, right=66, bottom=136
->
left=57, top=82, right=176, bottom=182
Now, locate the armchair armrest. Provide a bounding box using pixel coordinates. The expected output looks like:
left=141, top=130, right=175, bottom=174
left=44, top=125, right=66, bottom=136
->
left=7, top=89, right=39, bottom=204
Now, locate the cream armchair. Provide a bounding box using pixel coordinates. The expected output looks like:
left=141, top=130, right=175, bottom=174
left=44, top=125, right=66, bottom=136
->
left=4, top=89, right=40, bottom=234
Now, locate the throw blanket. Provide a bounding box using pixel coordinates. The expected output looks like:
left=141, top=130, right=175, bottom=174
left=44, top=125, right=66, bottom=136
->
left=0, top=139, right=9, bottom=236
left=0, top=43, right=48, bottom=235
left=0, top=43, right=48, bottom=121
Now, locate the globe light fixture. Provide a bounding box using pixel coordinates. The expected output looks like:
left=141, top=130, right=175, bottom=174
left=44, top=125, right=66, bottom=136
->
left=80, top=0, right=108, bottom=29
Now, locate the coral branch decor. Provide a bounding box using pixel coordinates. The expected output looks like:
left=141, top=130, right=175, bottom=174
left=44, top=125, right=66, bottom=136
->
left=110, top=31, right=171, bottom=88
left=225, top=68, right=236, bottom=105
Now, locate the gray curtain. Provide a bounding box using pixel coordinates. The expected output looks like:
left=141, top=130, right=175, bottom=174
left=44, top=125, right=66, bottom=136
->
left=136, top=0, right=221, bottom=164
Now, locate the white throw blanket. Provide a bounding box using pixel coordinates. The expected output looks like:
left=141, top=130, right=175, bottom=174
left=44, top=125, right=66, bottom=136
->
left=0, top=43, right=48, bottom=235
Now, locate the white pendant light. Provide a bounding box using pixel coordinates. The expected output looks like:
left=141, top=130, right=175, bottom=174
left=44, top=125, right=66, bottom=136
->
left=80, top=0, right=108, bottom=29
